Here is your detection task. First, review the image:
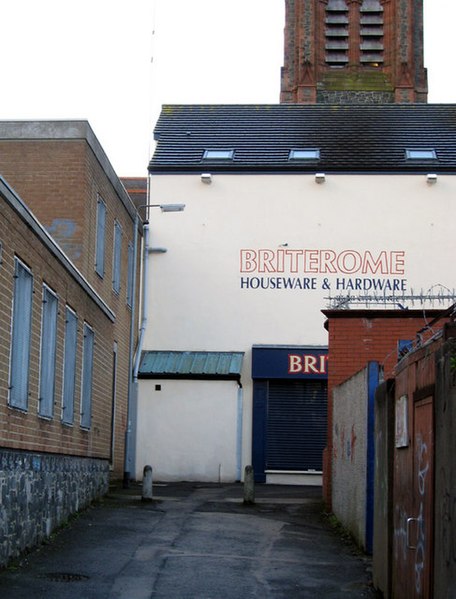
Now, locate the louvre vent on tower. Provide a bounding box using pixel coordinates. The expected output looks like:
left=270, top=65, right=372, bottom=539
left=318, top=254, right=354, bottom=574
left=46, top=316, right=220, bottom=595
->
left=280, top=0, right=427, bottom=104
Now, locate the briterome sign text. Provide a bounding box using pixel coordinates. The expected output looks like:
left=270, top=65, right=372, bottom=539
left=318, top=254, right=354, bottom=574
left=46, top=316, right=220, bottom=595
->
left=239, top=248, right=408, bottom=292
left=240, top=249, right=405, bottom=275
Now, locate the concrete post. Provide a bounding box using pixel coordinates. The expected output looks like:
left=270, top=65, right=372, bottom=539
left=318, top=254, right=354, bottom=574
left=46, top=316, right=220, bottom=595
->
left=243, top=465, right=255, bottom=505
left=142, top=465, right=153, bottom=502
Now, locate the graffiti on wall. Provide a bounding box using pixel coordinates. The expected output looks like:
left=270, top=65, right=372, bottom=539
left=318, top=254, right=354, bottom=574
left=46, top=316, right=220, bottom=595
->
left=414, top=434, right=429, bottom=594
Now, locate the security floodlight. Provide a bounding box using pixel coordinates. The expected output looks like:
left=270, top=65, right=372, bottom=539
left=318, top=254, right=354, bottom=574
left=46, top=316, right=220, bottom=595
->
left=159, top=204, right=186, bottom=212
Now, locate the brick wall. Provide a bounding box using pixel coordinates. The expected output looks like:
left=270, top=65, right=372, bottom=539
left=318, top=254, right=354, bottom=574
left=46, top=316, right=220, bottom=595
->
left=0, top=175, right=117, bottom=567
left=0, top=134, right=141, bottom=478
left=280, top=0, right=427, bottom=104
left=322, top=309, right=447, bottom=507
left=0, top=183, right=115, bottom=459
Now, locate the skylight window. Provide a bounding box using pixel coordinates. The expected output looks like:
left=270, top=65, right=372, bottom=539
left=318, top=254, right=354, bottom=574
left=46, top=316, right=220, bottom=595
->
left=405, top=149, right=437, bottom=160
left=203, top=149, right=234, bottom=160
left=289, top=149, right=320, bottom=160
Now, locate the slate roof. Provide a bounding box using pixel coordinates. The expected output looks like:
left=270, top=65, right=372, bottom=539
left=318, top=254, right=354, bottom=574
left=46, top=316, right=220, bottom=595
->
left=150, top=104, right=456, bottom=174
left=138, top=351, right=245, bottom=380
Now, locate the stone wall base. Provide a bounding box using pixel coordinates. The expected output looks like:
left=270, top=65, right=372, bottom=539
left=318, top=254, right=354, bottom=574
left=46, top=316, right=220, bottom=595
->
left=0, top=449, right=109, bottom=567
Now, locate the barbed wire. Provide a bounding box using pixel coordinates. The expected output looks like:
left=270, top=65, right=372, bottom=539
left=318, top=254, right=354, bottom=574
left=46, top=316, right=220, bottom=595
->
left=324, top=286, right=456, bottom=309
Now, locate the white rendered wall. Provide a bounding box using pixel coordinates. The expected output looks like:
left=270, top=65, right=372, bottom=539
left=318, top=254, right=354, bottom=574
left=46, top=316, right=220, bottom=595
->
left=140, top=173, right=456, bottom=478
left=332, top=368, right=369, bottom=548
left=136, top=379, right=239, bottom=482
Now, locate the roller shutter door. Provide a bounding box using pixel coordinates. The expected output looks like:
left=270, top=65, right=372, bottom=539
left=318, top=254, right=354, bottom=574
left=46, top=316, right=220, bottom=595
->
left=266, top=379, right=327, bottom=471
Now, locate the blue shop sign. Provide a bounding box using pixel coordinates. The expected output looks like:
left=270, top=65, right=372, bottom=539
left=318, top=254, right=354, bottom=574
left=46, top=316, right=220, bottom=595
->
left=252, top=345, right=328, bottom=380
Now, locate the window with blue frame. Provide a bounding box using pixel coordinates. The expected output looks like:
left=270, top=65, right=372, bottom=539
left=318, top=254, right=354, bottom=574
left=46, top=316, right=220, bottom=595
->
left=95, top=195, right=106, bottom=277
left=9, top=258, right=33, bottom=411
left=62, top=306, right=78, bottom=425
left=81, top=322, right=94, bottom=429
left=39, top=284, right=58, bottom=418
left=112, top=220, right=122, bottom=294
left=126, top=241, right=134, bottom=307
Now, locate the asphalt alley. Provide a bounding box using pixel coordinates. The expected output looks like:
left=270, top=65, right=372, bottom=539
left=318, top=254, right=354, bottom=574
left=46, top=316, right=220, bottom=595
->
left=0, top=483, right=379, bottom=599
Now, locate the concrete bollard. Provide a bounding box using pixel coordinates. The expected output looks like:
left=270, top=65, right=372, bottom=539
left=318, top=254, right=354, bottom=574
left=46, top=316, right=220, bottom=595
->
left=142, top=465, right=153, bottom=502
left=243, top=465, right=255, bottom=505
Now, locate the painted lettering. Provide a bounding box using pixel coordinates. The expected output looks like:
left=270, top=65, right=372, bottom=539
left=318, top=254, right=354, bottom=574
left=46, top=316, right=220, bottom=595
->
left=240, top=277, right=317, bottom=290
left=258, top=249, right=276, bottom=273
left=240, top=250, right=257, bottom=273
left=288, top=354, right=328, bottom=375
left=337, top=250, right=362, bottom=274
left=362, top=251, right=389, bottom=274
left=335, top=278, right=407, bottom=291
left=391, top=251, right=405, bottom=275
left=240, top=248, right=406, bottom=276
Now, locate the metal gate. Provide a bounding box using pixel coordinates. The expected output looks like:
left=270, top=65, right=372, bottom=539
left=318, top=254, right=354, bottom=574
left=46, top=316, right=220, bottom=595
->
left=393, top=383, right=434, bottom=598
left=251, top=345, right=328, bottom=483
left=266, top=379, right=327, bottom=471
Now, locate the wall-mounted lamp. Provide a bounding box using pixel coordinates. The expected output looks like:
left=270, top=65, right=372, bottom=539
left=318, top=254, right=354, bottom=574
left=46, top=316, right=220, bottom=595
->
left=426, top=173, right=437, bottom=184
left=201, top=173, right=212, bottom=184
left=315, top=173, right=326, bottom=184
left=159, top=203, right=186, bottom=212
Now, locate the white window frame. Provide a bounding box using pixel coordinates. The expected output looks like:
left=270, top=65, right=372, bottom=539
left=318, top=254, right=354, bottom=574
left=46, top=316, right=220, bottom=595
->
left=112, top=220, right=122, bottom=294
left=126, top=241, right=134, bottom=307
left=405, top=149, right=437, bottom=160
left=202, top=149, right=234, bottom=160
left=80, top=322, right=94, bottom=430
left=38, top=284, right=59, bottom=419
left=95, top=195, right=107, bottom=277
left=9, top=258, right=33, bottom=411
left=289, top=148, right=320, bottom=160
left=62, top=306, right=78, bottom=426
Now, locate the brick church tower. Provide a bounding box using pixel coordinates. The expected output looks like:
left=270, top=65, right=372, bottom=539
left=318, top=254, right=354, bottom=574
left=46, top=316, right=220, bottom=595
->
left=280, top=0, right=428, bottom=104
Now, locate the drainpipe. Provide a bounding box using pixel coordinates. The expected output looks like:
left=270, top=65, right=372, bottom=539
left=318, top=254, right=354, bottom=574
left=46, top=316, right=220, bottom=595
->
left=124, top=190, right=184, bottom=486
left=236, top=380, right=244, bottom=481
left=124, top=212, right=140, bottom=487
left=133, top=219, right=150, bottom=381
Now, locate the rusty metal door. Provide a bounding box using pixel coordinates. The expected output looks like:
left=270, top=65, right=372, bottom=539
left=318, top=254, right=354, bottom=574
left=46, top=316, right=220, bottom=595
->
left=393, top=393, right=434, bottom=598
left=409, top=397, right=434, bottom=598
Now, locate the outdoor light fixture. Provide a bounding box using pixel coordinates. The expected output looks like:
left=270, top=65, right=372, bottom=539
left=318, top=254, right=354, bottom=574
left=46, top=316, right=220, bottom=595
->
left=159, top=203, right=186, bottom=212
left=315, top=173, right=326, bottom=184
left=426, top=174, right=437, bottom=184
left=201, top=173, right=212, bottom=184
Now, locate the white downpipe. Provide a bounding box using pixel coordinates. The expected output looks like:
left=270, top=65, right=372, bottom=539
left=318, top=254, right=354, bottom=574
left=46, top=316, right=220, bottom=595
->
left=133, top=221, right=150, bottom=381
left=236, top=384, right=244, bottom=481
left=124, top=213, right=140, bottom=484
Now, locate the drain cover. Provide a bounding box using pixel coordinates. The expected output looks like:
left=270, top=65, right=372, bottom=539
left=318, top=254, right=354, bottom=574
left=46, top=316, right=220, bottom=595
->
left=41, top=573, right=90, bottom=582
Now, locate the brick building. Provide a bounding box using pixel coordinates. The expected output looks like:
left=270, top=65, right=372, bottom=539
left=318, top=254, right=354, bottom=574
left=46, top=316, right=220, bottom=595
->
left=321, top=309, right=448, bottom=507
left=0, top=121, right=142, bottom=479
left=0, top=122, right=142, bottom=565
left=280, top=0, right=427, bottom=104
left=0, top=173, right=116, bottom=565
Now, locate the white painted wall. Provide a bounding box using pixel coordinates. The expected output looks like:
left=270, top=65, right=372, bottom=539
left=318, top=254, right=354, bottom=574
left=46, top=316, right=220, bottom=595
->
left=138, top=173, right=456, bottom=480
left=136, top=379, right=239, bottom=482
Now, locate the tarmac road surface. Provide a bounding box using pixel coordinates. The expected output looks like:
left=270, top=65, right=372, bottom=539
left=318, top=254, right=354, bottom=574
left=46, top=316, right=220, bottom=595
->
left=0, top=482, right=379, bottom=598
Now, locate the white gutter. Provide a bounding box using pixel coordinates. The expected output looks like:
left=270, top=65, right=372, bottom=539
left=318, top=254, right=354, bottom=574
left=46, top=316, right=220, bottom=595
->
left=133, top=219, right=150, bottom=381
